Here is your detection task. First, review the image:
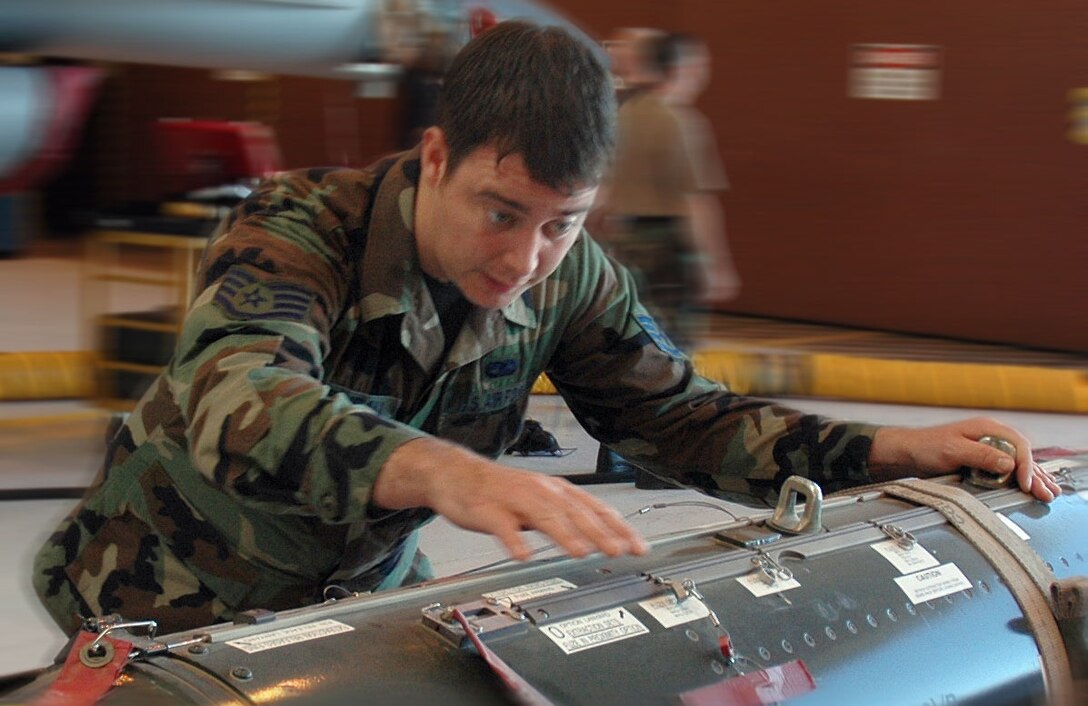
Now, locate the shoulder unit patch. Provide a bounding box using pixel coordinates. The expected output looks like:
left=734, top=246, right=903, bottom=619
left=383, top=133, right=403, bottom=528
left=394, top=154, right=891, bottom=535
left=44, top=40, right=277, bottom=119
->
left=635, top=313, right=684, bottom=358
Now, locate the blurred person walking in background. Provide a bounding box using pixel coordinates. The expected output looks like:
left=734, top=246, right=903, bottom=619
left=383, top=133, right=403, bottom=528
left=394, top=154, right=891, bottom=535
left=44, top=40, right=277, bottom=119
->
left=597, top=29, right=739, bottom=355
left=595, top=29, right=741, bottom=483
left=660, top=31, right=740, bottom=307
left=397, top=26, right=458, bottom=150
left=603, top=27, right=659, bottom=103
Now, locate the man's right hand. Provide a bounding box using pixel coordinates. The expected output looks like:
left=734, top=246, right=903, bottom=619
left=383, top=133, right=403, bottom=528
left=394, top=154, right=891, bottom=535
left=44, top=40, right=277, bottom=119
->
left=373, top=436, right=649, bottom=561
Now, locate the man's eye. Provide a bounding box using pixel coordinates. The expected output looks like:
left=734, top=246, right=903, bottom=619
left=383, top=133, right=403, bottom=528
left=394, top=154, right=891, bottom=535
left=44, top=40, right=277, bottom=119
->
left=488, top=210, right=516, bottom=227
left=547, top=220, right=577, bottom=238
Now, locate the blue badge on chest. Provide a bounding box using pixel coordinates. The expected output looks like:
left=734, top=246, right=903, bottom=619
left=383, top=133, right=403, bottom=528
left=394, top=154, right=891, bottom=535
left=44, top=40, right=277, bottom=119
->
left=635, top=314, right=684, bottom=358
left=485, top=358, right=519, bottom=378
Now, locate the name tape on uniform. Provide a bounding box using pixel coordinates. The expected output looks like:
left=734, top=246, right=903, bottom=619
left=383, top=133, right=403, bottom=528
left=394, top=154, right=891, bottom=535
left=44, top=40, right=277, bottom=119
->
left=540, top=608, right=649, bottom=655
left=894, top=563, right=972, bottom=604
left=639, top=594, right=710, bottom=629
left=737, top=572, right=801, bottom=597
left=482, top=578, right=577, bottom=607
left=227, top=619, right=354, bottom=654
left=871, top=539, right=940, bottom=574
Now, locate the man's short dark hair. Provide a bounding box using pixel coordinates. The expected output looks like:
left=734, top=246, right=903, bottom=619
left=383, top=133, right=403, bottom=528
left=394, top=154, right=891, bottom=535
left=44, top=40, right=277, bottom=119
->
left=436, top=20, right=616, bottom=190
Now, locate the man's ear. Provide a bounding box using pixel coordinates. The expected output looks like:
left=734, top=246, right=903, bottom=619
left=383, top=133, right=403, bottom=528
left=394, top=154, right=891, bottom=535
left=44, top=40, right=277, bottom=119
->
left=420, top=127, right=449, bottom=184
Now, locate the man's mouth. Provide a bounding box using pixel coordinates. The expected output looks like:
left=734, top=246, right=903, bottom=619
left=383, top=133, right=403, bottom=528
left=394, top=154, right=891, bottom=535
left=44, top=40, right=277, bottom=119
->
left=482, top=274, right=522, bottom=295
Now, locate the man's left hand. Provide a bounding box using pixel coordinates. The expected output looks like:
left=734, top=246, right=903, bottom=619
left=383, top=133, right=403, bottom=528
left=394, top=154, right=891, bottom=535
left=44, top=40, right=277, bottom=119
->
left=869, top=417, right=1061, bottom=502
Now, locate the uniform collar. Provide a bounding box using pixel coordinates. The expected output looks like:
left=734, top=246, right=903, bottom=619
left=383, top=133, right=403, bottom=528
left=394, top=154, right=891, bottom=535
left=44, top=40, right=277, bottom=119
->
left=358, top=148, right=537, bottom=370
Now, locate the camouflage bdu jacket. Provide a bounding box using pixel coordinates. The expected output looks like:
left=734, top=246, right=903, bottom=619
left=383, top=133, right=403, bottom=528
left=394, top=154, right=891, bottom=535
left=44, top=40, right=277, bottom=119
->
left=34, top=149, right=879, bottom=635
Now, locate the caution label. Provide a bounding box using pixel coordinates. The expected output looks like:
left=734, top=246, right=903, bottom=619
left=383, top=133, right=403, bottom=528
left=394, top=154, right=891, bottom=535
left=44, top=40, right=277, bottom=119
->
left=639, top=594, right=710, bottom=629
left=871, top=539, right=940, bottom=574
left=482, top=578, right=577, bottom=607
left=736, top=572, right=801, bottom=597
left=540, top=608, right=649, bottom=655
left=894, top=563, right=972, bottom=604
left=227, top=619, right=354, bottom=654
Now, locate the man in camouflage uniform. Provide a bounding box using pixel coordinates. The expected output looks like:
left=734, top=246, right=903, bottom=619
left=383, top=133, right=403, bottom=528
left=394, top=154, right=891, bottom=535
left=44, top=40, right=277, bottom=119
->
left=34, top=21, right=1059, bottom=636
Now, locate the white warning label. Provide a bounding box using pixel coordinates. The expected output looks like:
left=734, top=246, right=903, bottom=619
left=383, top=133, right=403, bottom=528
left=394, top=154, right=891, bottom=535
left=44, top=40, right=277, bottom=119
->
left=540, top=608, right=649, bottom=655
left=997, top=513, right=1030, bottom=541
left=639, top=594, right=710, bottom=629
left=894, top=563, right=973, bottom=604
left=736, top=572, right=801, bottom=597
left=227, top=619, right=354, bottom=654
left=871, top=539, right=940, bottom=574
left=482, top=578, right=577, bottom=607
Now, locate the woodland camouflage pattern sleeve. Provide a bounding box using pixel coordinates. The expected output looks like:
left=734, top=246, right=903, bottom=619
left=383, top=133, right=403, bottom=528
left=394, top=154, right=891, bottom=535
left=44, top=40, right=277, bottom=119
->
left=178, top=169, right=427, bottom=523
left=548, top=237, right=880, bottom=504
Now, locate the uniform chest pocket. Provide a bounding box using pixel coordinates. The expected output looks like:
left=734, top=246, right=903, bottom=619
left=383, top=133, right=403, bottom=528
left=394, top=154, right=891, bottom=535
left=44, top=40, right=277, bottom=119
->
left=435, top=402, right=526, bottom=458
left=329, top=383, right=402, bottom=420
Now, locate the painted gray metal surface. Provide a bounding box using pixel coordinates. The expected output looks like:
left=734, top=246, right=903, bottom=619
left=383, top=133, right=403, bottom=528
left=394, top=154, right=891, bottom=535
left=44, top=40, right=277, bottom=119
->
left=0, top=0, right=602, bottom=189
left=6, top=458, right=1086, bottom=706
left=0, top=0, right=601, bottom=78
left=1, top=0, right=382, bottom=77
left=0, top=68, right=45, bottom=177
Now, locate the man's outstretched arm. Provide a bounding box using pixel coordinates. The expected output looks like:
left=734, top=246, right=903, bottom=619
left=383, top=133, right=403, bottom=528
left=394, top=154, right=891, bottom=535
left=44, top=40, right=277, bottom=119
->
left=372, top=436, right=650, bottom=561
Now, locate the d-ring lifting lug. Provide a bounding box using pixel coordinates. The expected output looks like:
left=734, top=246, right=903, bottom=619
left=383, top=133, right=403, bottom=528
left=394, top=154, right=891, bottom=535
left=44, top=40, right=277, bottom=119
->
left=768, top=476, right=823, bottom=535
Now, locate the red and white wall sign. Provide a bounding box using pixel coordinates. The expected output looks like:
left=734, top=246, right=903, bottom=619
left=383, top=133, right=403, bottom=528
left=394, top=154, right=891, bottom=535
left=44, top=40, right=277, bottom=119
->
left=849, top=44, right=942, bottom=101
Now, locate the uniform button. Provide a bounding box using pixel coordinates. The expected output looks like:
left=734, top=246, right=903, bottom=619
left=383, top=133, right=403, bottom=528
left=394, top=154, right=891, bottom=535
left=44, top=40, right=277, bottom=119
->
left=319, top=493, right=337, bottom=513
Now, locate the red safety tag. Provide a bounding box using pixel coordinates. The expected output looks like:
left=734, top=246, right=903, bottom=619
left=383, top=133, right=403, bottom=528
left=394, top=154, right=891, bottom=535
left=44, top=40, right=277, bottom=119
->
left=678, top=659, right=816, bottom=706
left=32, top=631, right=133, bottom=706
left=451, top=609, right=556, bottom=706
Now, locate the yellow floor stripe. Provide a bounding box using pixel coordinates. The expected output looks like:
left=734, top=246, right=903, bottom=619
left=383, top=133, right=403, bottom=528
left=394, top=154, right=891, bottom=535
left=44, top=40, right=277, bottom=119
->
left=3, top=334, right=1085, bottom=414
left=808, top=354, right=1087, bottom=412
left=0, top=351, right=98, bottom=400
left=0, top=410, right=108, bottom=448
left=532, top=349, right=1088, bottom=413
left=0, top=410, right=107, bottom=428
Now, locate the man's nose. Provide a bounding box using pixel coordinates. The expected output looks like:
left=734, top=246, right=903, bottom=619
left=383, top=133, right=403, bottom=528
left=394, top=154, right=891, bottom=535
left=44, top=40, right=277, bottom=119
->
left=498, top=229, right=541, bottom=282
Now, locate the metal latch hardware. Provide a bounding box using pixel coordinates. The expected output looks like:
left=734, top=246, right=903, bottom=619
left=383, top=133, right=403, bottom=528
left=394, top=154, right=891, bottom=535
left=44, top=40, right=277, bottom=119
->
left=880, top=524, right=917, bottom=550
left=752, top=554, right=794, bottom=586
left=652, top=576, right=721, bottom=630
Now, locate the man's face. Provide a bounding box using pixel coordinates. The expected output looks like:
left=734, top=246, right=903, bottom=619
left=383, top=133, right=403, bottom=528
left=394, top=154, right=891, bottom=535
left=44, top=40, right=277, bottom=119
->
left=606, top=40, right=636, bottom=86
left=414, top=128, right=599, bottom=310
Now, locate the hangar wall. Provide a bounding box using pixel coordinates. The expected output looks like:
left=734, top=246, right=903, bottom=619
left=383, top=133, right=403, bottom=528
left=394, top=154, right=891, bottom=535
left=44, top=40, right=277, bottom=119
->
left=547, top=0, right=1087, bottom=353
left=58, top=1, right=1087, bottom=352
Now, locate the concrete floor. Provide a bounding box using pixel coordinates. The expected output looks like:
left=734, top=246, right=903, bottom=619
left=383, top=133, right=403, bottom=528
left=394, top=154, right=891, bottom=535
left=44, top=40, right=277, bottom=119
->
left=2, top=246, right=1086, bottom=678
